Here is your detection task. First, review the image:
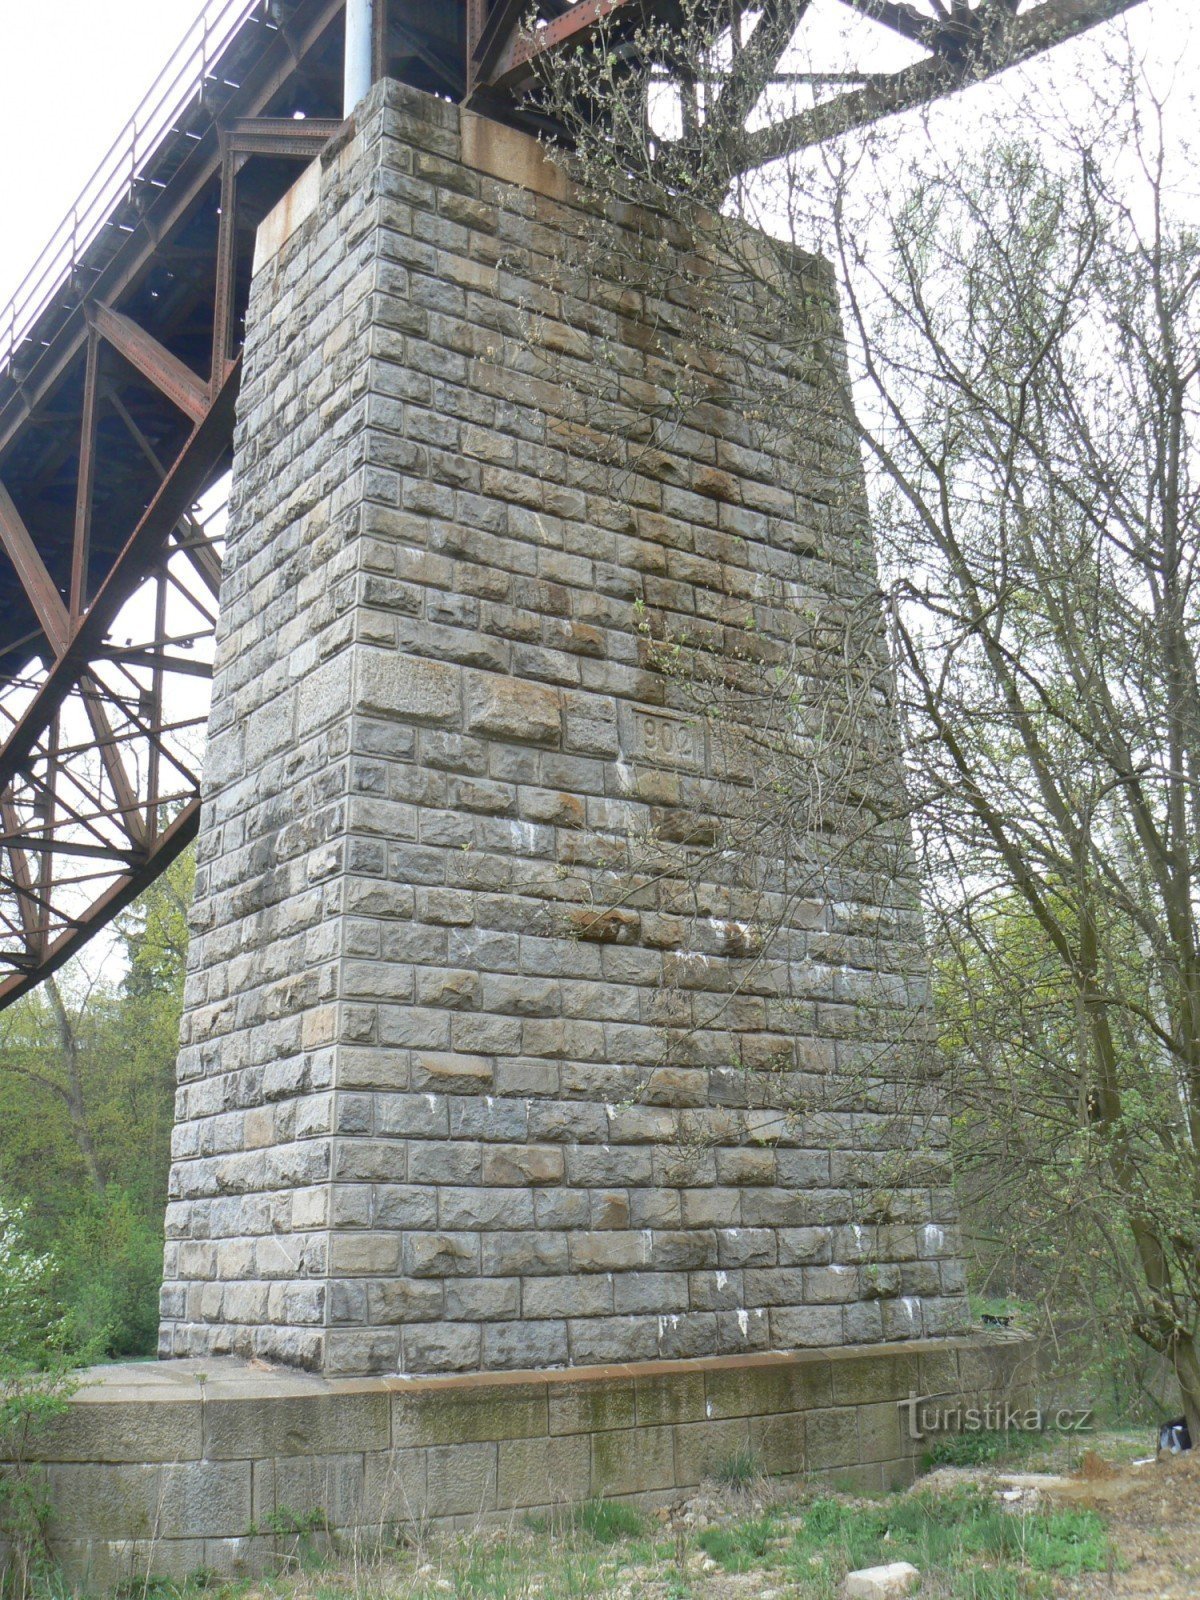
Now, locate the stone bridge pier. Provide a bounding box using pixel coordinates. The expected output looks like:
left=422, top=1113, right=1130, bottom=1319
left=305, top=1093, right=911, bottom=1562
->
left=0, top=77, right=1040, bottom=1584
left=3, top=82, right=1035, bottom=1585
left=157, top=78, right=973, bottom=1382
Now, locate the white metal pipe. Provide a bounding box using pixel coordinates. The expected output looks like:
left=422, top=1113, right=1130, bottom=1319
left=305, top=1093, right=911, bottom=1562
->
left=344, top=0, right=375, bottom=116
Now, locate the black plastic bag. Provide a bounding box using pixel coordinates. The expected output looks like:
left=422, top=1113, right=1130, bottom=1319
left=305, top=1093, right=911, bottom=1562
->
left=1158, top=1417, right=1192, bottom=1453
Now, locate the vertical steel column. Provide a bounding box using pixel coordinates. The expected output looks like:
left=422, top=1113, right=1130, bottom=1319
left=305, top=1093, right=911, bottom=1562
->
left=211, top=141, right=239, bottom=398
left=465, top=0, right=489, bottom=97
left=71, top=330, right=100, bottom=619
left=36, top=715, right=60, bottom=960
left=372, top=0, right=388, bottom=83
left=1, top=798, right=40, bottom=961
left=146, top=569, right=168, bottom=849
left=344, top=0, right=375, bottom=114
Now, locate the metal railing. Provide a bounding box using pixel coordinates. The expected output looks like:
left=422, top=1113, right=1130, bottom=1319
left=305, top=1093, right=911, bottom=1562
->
left=0, top=0, right=266, bottom=378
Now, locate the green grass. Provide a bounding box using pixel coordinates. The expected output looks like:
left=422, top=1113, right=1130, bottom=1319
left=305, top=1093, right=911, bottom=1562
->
left=697, top=1513, right=781, bottom=1572
left=710, top=1451, right=760, bottom=1491
left=925, top=1419, right=1149, bottom=1476
left=570, top=1500, right=648, bottom=1544
left=925, top=1427, right=1046, bottom=1469
left=432, top=1528, right=647, bottom=1600
left=109, top=1577, right=255, bottom=1600
left=785, top=1487, right=1110, bottom=1597
left=527, top=1498, right=649, bottom=1546
left=58, top=1477, right=1116, bottom=1600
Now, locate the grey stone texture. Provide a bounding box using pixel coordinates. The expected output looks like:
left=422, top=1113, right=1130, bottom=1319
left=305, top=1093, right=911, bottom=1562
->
left=159, top=78, right=969, bottom=1376
left=13, top=1338, right=1031, bottom=1585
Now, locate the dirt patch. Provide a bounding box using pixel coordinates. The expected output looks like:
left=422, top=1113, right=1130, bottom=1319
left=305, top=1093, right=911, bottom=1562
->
left=1078, top=1450, right=1120, bottom=1482
left=1053, top=1452, right=1200, bottom=1598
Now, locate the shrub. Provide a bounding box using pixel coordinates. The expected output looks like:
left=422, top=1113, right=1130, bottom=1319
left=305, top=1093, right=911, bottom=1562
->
left=55, top=1187, right=164, bottom=1358
left=0, top=1198, right=82, bottom=1599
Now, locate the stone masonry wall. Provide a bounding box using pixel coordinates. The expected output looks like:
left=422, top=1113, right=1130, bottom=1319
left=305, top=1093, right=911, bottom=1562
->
left=27, top=1338, right=1031, bottom=1585
left=159, top=79, right=970, bottom=1375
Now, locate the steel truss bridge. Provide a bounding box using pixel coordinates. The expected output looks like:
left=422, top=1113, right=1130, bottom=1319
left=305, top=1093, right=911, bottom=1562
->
left=0, top=0, right=1145, bottom=1007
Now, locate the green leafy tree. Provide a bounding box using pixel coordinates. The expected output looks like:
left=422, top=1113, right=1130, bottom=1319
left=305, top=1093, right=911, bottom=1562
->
left=0, top=850, right=193, bottom=1357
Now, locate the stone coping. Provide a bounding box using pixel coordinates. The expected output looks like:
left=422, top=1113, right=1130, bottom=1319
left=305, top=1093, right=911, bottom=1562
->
left=72, top=1333, right=1027, bottom=1404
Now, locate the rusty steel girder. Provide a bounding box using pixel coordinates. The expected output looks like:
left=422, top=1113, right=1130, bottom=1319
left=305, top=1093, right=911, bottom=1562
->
left=0, top=0, right=1148, bottom=1006
left=0, top=1, right=350, bottom=1005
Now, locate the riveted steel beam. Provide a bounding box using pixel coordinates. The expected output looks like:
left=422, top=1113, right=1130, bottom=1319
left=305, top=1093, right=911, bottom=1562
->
left=0, top=479, right=69, bottom=657
left=737, top=0, right=1150, bottom=168
left=479, top=0, right=644, bottom=96
left=0, top=799, right=201, bottom=1008
left=87, top=303, right=210, bottom=426
left=223, top=116, right=346, bottom=157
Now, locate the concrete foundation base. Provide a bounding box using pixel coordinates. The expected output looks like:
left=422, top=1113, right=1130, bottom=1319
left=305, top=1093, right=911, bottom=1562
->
left=15, top=1334, right=1030, bottom=1587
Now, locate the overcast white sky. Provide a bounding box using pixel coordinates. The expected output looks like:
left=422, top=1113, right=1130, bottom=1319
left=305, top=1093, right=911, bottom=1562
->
left=0, top=2, right=206, bottom=312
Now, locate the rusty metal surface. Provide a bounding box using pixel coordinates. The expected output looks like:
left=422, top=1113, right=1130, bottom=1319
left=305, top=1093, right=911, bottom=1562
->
left=0, top=0, right=352, bottom=1004
left=0, top=0, right=1148, bottom=1003
left=87, top=304, right=211, bottom=426
left=481, top=0, right=641, bottom=94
